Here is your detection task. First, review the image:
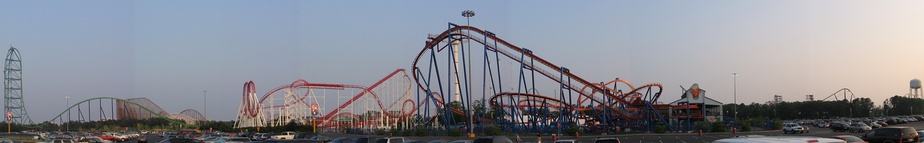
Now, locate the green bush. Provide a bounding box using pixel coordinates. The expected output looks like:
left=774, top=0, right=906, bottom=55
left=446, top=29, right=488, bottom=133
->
left=375, top=129, right=387, bottom=135
left=694, top=121, right=709, bottom=132
left=739, top=122, right=751, bottom=132
left=414, top=129, right=429, bottom=136
left=711, top=122, right=726, bottom=132
left=653, top=122, right=667, bottom=133
left=448, top=129, right=462, bottom=136
left=772, top=119, right=783, bottom=130
left=565, top=126, right=583, bottom=136
left=485, top=125, right=504, bottom=136
left=389, top=128, right=399, bottom=136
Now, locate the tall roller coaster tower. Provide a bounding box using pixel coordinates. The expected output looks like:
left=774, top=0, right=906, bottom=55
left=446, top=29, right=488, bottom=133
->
left=5, top=46, right=33, bottom=124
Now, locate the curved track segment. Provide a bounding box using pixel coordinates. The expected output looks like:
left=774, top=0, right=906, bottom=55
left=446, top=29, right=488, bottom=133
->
left=49, top=97, right=197, bottom=127
left=411, top=24, right=667, bottom=132
left=235, top=69, right=416, bottom=128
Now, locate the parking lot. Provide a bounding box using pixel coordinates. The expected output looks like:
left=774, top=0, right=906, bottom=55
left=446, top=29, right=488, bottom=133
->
left=301, top=120, right=924, bottom=143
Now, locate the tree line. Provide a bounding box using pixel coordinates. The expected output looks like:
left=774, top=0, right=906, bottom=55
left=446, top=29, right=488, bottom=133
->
left=723, top=96, right=924, bottom=120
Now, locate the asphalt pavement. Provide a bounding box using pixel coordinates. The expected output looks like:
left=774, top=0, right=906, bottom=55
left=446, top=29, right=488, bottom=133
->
left=115, top=121, right=924, bottom=143
left=317, top=121, right=924, bottom=143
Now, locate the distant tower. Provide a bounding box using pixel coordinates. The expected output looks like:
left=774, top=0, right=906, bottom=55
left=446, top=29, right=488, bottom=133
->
left=911, top=79, right=922, bottom=98
left=4, top=46, right=33, bottom=124
left=806, top=95, right=814, bottom=101
left=451, top=40, right=461, bottom=102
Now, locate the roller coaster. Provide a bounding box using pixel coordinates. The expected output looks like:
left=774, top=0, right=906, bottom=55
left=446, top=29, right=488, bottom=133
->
left=235, top=23, right=681, bottom=134
left=50, top=97, right=204, bottom=127
left=234, top=69, right=414, bottom=129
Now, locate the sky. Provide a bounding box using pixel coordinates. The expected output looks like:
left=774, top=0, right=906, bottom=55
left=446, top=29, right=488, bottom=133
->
left=1, top=1, right=923, bottom=122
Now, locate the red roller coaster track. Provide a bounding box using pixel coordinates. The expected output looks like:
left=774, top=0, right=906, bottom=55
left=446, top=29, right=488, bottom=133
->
left=239, top=69, right=420, bottom=126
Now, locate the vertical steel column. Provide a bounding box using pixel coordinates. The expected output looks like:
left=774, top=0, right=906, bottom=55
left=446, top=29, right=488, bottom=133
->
left=557, top=67, right=567, bottom=135
left=458, top=35, right=474, bottom=134
left=601, top=82, right=609, bottom=133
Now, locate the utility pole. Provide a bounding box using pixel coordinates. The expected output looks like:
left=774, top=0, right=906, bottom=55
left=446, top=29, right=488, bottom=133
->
left=65, top=96, right=70, bottom=132
left=204, top=90, right=207, bottom=122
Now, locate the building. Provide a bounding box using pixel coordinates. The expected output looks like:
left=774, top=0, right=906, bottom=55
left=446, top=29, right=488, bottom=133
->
left=667, top=84, right=724, bottom=130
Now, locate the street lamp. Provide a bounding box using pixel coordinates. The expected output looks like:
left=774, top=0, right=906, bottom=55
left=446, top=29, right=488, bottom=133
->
left=462, top=10, right=475, bottom=26
left=733, top=73, right=738, bottom=121
left=65, top=96, right=70, bottom=132
left=461, top=10, right=475, bottom=137
left=203, top=90, right=207, bottom=122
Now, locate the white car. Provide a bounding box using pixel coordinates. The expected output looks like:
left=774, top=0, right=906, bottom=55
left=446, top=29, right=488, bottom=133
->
left=270, top=131, right=297, bottom=140
left=375, top=137, right=406, bottom=143
left=714, top=135, right=845, bottom=143
left=783, top=123, right=807, bottom=134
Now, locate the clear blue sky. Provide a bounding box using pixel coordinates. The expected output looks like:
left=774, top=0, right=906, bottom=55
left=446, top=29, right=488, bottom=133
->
left=1, top=1, right=923, bottom=121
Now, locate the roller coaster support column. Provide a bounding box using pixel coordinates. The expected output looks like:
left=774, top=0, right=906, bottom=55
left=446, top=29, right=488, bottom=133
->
left=556, top=67, right=569, bottom=136
left=601, top=82, right=610, bottom=134
left=478, top=30, right=496, bottom=135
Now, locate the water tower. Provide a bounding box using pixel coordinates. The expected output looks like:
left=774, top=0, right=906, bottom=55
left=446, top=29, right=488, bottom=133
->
left=912, top=79, right=922, bottom=98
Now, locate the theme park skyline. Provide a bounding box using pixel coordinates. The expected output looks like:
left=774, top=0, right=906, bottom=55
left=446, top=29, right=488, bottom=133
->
left=1, top=1, right=924, bottom=122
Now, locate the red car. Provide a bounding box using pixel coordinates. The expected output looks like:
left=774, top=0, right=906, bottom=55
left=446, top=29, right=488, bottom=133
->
left=95, top=134, right=119, bottom=142
left=831, top=135, right=867, bottom=143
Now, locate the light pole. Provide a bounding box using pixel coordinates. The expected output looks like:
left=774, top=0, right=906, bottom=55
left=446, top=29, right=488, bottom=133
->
left=203, top=90, right=207, bottom=122
left=461, top=9, right=475, bottom=137
left=733, top=73, right=738, bottom=122
left=65, top=96, right=70, bottom=132
left=463, top=10, right=475, bottom=27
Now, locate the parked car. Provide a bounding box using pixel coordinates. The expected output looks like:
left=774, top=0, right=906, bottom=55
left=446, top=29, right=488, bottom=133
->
left=473, top=136, right=513, bottom=143
left=79, top=137, right=112, bottom=143
left=158, top=138, right=203, bottom=143
left=869, top=122, right=882, bottom=129
left=256, top=133, right=272, bottom=141
left=830, top=135, right=867, bottom=143
left=593, top=137, right=620, bottom=143
left=329, top=137, right=355, bottom=143
left=876, top=121, right=888, bottom=127
left=202, top=137, right=220, bottom=143
left=374, top=137, right=406, bottom=143
left=261, top=139, right=322, bottom=143
left=816, top=122, right=830, bottom=128
left=50, top=139, right=76, bottom=143
left=783, top=123, right=807, bottom=134
left=849, top=123, right=872, bottom=133
left=448, top=140, right=472, bottom=143
left=139, top=135, right=149, bottom=143
left=222, top=137, right=251, bottom=143
left=355, top=137, right=382, bottom=143
left=831, top=122, right=850, bottom=132
left=308, top=135, right=331, bottom=142
left=861, top=126, right=919, bottom=143
left=213, top=137, right=229, bottom=143
left=294, top=133, right=314, bottom=139
left=271, top=132, right=298, bottom=140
